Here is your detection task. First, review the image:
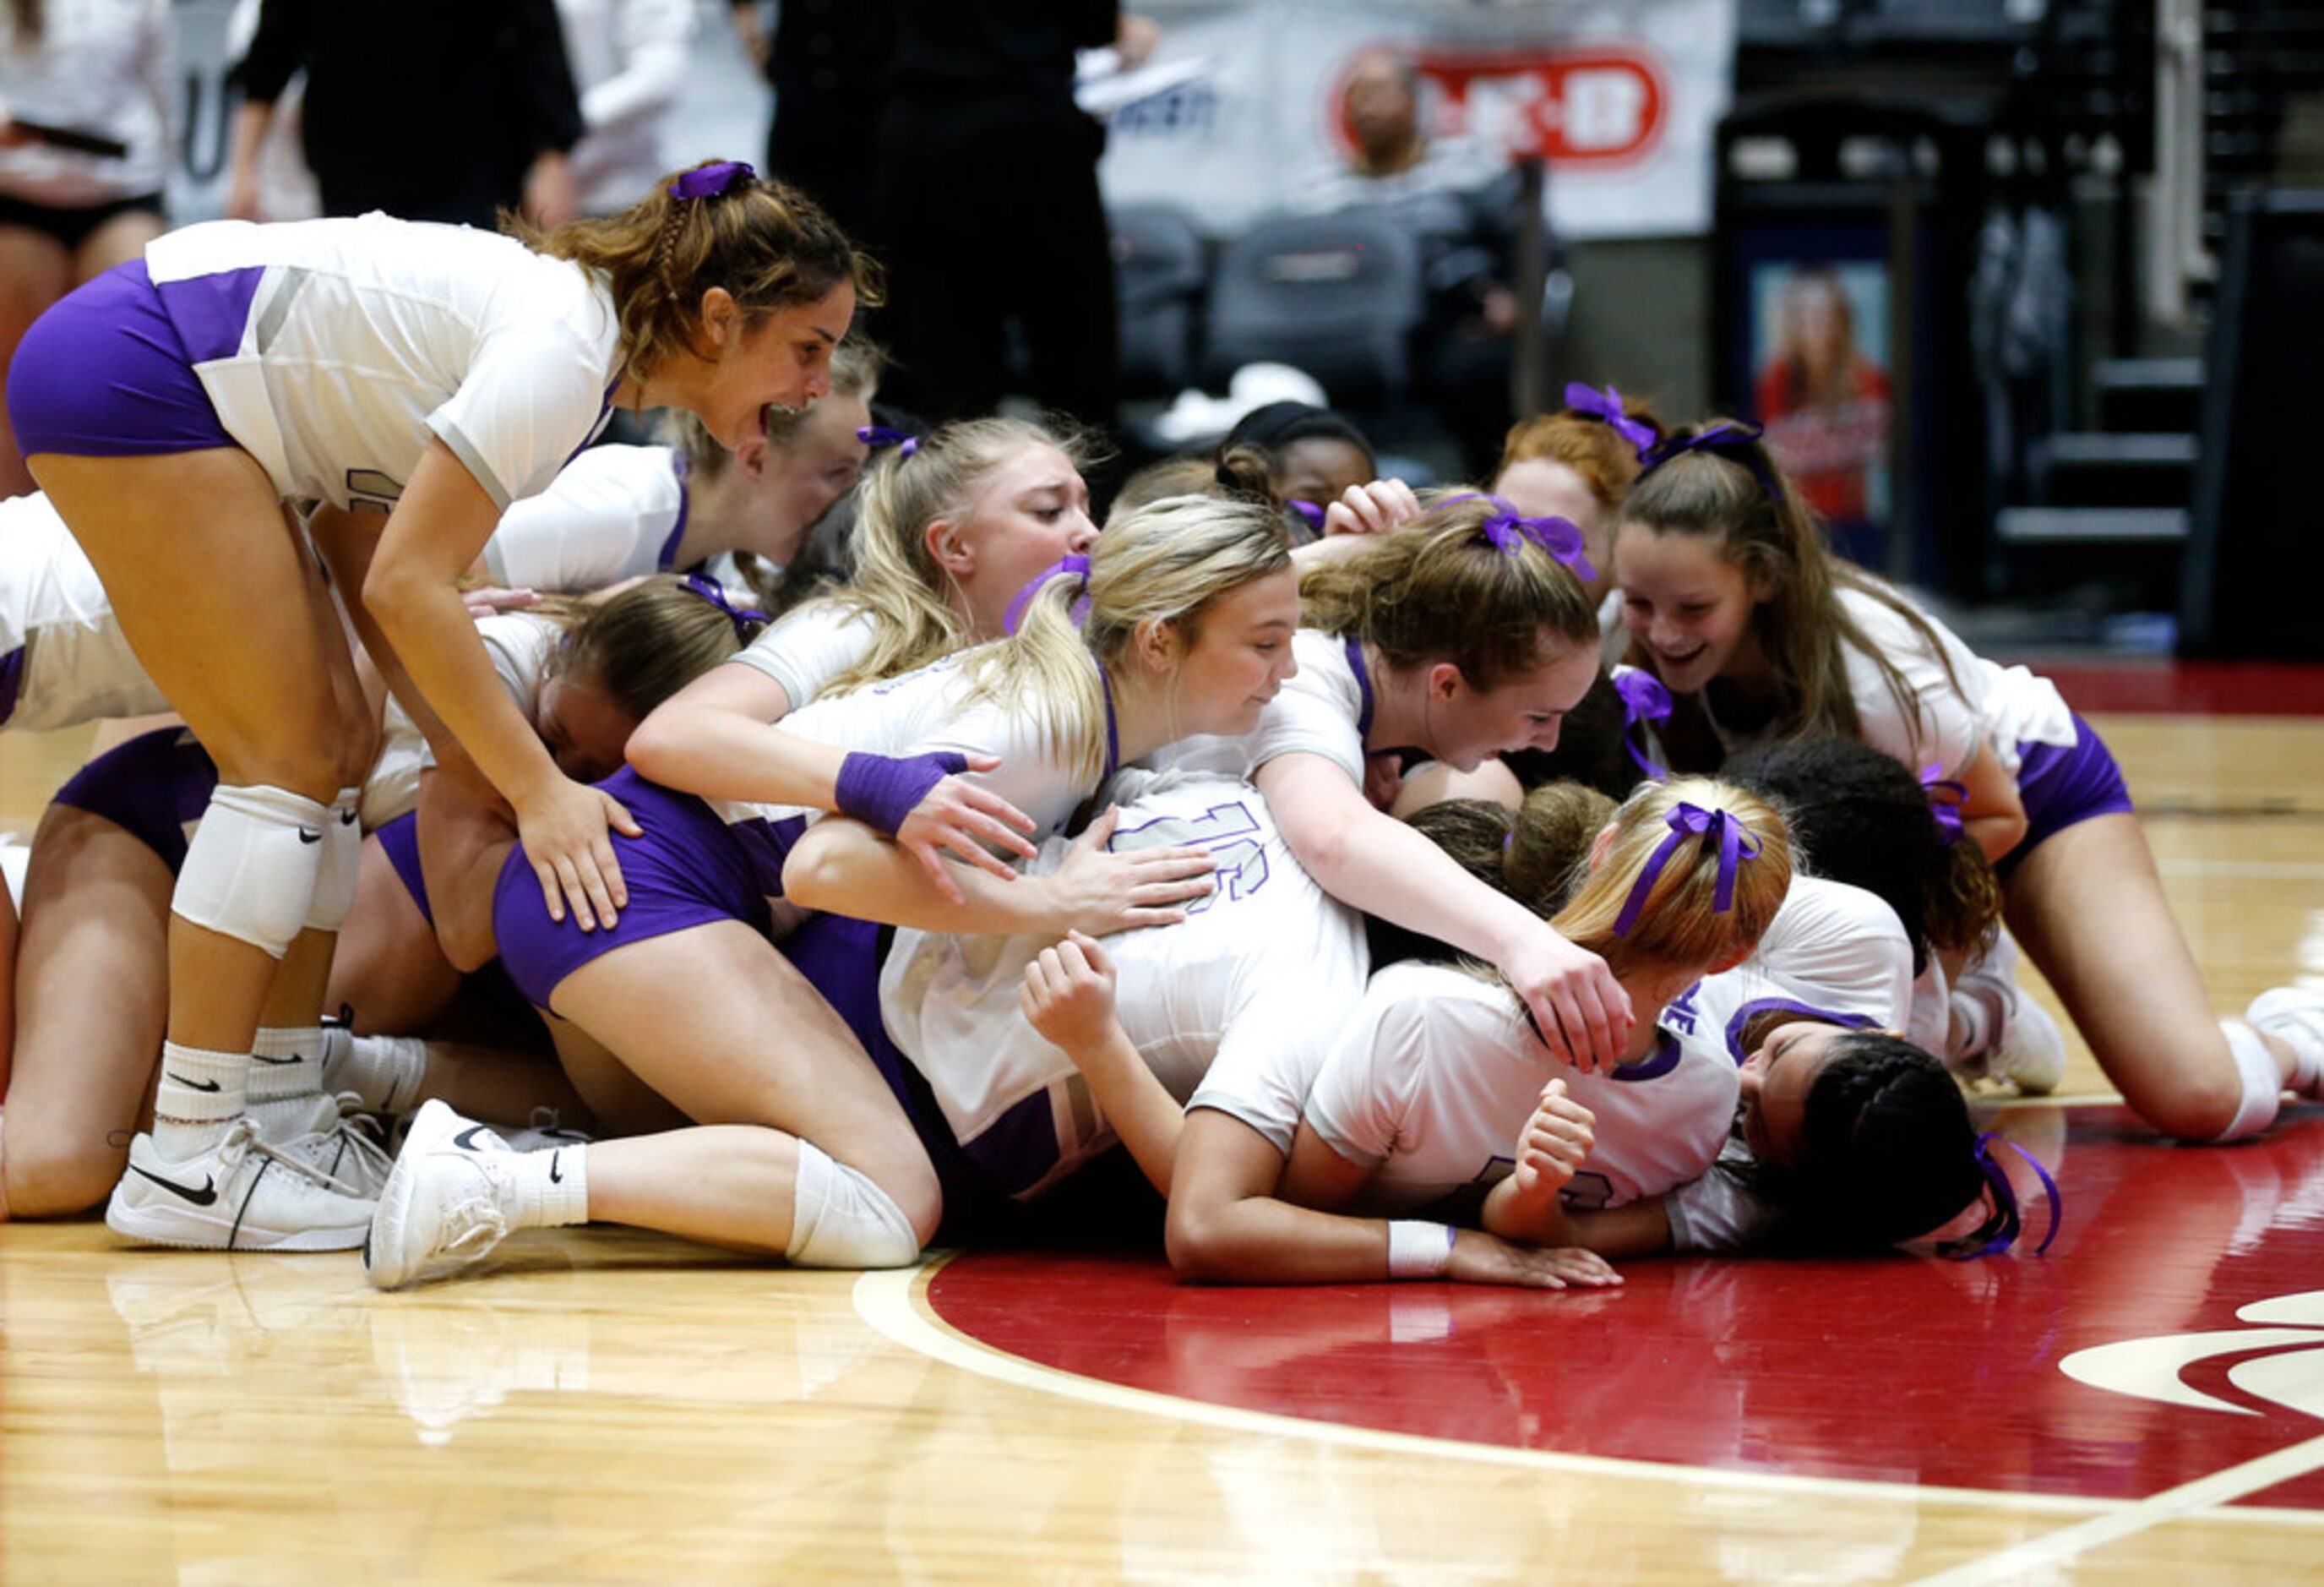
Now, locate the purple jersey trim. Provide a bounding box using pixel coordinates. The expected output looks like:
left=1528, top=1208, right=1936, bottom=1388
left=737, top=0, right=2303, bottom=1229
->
left=1722, top=995, right=1882, bottom=1067
left=150, top=264, right=268, bottom=365
left=0, top=644, right=24, bottom=728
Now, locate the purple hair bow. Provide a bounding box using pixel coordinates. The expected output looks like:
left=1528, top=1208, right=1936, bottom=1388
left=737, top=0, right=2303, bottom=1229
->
left=1612, top=801, right=1762, bottom=939
left=1957, top=1132, right=2061, bottom=1258
left=1443, top=494, right=1597, bottom=583
left=1612, top=668, right=1672, bottom=782
left=1286, top=498, right=1325, bottom=531
left=1003, top=554, right=1091, bottom=635
left=682, top=574, right=768, bottom=635
left=857, top=425, right=919, bottom=459
left=1919, top=762, right=1967, bottom=847
left=668, top=161, right=755, bottom=201
left=1564, top=382, right=1657, bottom=453
left=1637, top=419, right=1784, bottom=503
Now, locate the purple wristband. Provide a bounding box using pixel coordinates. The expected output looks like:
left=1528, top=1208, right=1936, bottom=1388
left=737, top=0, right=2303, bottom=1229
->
left=835, top=750, right=971, bottom=837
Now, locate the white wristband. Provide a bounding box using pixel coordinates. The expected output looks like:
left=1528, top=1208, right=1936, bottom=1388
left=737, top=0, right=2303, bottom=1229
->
left=1386, top=1219, right=1455, bottom=1279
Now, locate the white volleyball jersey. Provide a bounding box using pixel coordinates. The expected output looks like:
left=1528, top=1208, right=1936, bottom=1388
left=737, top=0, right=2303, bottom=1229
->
left=1701, top=584, right=2075, bottom=780
left=1302, top=959, right=1741, bottom=1220
left=706, top=647, right=1105, bottom=897
left=362, top=613, right=561, bottom=831
left=143, top=216, right=621, bottom=515
left=883, top=768, right=1369, bottom=1193
left=723, top=597, right=879, bottom=713
left=1157, top=628, right=1367, bottom=784
left=479, top=444, right=688, bottom=592
left=1301, top=875, right=1911, bottom=1222
left=0, top=492, right=168, bottom=729
left=0, top=0, right=173, bottom=208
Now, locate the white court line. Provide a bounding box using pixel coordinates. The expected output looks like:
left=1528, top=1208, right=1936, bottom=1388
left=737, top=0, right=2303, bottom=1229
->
left=853, top=1262, right=2321, bottom=1527
left=1909, top=1431, right=2324, bottom=1584
left=2156, top=859, right=2324, bottom=881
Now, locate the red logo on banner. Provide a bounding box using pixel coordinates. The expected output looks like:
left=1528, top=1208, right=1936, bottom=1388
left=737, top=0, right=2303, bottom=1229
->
left=1330, top=46, right=1669, bottom=168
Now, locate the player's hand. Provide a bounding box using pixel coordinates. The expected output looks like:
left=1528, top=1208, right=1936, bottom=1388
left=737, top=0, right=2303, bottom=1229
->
left=1020, top=930, right=1120, bottom=1056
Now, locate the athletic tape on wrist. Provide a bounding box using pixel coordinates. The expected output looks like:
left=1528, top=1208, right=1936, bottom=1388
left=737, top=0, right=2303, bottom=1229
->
left=1386, top=1219, right=1456, bottom=1279
left=835, top=750, right=971, bottom=838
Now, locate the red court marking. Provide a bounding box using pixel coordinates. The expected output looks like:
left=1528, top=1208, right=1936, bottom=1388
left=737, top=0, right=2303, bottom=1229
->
left=2010, top=660, right=2324, bottom=717
left=929, top=1105, right=2324, bottom=1505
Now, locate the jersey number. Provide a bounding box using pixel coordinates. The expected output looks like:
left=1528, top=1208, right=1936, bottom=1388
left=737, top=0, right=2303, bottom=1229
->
left=1109, top=799, right=1271, bottom=911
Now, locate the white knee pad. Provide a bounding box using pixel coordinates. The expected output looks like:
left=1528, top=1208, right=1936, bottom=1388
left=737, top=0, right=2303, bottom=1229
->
left=173, top=783, right=329, bottom=959
left=302, top=788, right=364, bottom=934
left=2212, top=1019, right=2284, bottom=1143
left=786, top=1140, right=922, bottom=1269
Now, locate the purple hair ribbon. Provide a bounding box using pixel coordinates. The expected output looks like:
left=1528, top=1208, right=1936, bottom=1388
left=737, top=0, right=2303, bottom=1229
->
left=1960, top=1132, right=2061, bottom=1258
left=1563, top=382, right=1657, bottom=453
left=1611, top=801, right=1762, bottom=939
left=1612, top=668, right=1673, bottom=782
left=1003, top=554, right=1091, bottom=636
left=668, top=160, right=755, bottom=201
left=1919, top=762, right=1968, bottom=847
left=1636, top=420, right=1784, bottom=503
left=1441, top=494, right=1596, bottom=583
left=857, top=425, right=919, bottom=459
left=1286, top=498, right=1325, bottom=531
left=681, top=574, right=767, bottom=635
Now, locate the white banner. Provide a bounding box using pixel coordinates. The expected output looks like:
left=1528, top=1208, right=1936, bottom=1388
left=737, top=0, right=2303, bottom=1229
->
left=1097, top=0, right=1735, bottom=241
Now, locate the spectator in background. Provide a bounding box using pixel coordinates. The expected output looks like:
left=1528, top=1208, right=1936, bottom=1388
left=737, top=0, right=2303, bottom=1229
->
left=222, top=0, right=318, bottom=222
left=226, top=0, right=584, bottom=229
left=556, top=0, right=695, bottom=218
left=1297, top=46, right=1547, bottom=477
left=0, top=0, right=174, bottom=496
left=729, top=0, right=888, bottom=247
left=869, top=2, right=1153, bottom=433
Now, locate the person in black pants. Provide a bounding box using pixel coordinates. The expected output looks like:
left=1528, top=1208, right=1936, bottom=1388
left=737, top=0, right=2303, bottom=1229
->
left=870, top=1, right=1126, bottom=433
left=227, top=0, right=584, bottom=230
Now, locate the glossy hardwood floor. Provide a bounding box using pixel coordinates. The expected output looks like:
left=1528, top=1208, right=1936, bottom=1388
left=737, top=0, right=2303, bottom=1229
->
left=3, top=708, right=2322, bottom=1584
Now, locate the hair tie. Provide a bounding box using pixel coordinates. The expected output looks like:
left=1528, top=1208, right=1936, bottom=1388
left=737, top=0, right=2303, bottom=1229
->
left=1286, top=499, right=1325, bottom=531
left=1612, top=668, right=1672, bottom=782
left=1919, top=762, right=1967, bottom=847
left=1612, top=801, right=1761, bottom=938
left=1636, top=420, right=1784, bottom=504
left=1563, top=382, right=1658, bottom=452
left=1003, top=554, right=1092, bottom=636
left=669, top=161, right=755, bottom=201
left=857, top=424, right=919, bottom=459
left=1953, top=1132, right=2061, bottom=1258
left=1440, top=494, right=1597, bottom=583
left=682, top=574, right=767, bottom=636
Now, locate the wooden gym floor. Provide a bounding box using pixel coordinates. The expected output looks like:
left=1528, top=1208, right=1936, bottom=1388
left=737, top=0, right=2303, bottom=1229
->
left=3, top=673, right=2322, bottom=1584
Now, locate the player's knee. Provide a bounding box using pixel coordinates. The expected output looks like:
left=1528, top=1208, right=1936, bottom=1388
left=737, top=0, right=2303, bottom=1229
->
left=3, top=1121, right=127, bottom=1219
left=786, top=1140, right=928, bottom=1269
left=174, top=783, right=329, bottom=957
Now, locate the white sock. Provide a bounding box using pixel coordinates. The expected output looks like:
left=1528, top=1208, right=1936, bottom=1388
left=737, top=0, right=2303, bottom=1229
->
left=324, top=1033, right=427, bottom=1115
left=2212, top=1019, right=2284, bottom=1143
left=503, top=1142, right=589, bottom=1229
left=246, top=1024, right=329, bottom=1104
left=2274, top=1021, right=2324, bottom=1096
left=152, top=1041, right=249, bottom=1156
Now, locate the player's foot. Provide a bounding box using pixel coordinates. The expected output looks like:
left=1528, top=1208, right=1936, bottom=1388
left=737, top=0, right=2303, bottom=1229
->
left=106, top=1119, right=376, bottom=1252
left=364, top=1101, right=523, bottom=1292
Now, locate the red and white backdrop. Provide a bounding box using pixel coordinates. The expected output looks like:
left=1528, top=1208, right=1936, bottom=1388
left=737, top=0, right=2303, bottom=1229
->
left=1097, top=0, right=1738, bottom=241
